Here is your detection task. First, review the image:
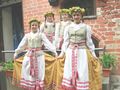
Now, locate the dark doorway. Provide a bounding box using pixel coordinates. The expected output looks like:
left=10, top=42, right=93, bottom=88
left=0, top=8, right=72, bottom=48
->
left=0, top=7, right=5, bottom=90
left=0, top=8, right=4, bottom=61
left=0, top=2, right=23, bottom=90
left=12, top=3, right=24, bottom=49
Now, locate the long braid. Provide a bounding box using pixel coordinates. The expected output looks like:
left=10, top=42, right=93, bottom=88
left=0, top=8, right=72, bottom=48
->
left=44, top=17, right=47, bottom=28
left=59, top=19, right=62, bottom=37
left=53, top=16, right=55, bottom=28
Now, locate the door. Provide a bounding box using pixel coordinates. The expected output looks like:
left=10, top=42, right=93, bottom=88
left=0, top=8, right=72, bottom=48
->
left=0, top=8, right=4, bottom=62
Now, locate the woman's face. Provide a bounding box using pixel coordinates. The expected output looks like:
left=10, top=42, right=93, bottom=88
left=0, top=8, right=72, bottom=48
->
left=46, top=15, right=54, bottom=22
left=72, top=12, right=82, bottom=24
left=30, top=22, right=39, bottom=33
left=61, top=13, right=69, bottom=21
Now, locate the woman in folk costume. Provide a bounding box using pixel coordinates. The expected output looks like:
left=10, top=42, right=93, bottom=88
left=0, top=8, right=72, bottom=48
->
left=14, top=19, right=57, bottom=90
left=58, top=7, right=102, bottom=90
left=40, top=12, right=56, bottom=44
left=55, top=9, right=72, bottom=50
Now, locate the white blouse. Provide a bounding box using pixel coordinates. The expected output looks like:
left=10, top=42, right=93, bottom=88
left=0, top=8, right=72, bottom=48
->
left=15, top=32, right=56, bottom=55
left=40, top=22, right=55, bottom=33
left=54, top=21, right=71, bottom=47
left=61, top=22, right=96, bottom=57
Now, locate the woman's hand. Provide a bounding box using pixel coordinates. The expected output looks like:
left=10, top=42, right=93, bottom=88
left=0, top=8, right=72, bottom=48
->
left=14, top=53, right=18, bottom=59
left=54, top=52, right=58, bottom=57
left=57, top=52, right=64, bottom=59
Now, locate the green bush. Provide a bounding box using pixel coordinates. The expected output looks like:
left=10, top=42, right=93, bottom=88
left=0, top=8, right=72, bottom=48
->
left=100, top=53, right=117, bottom=68
left=0, top=60, right=14, bottom=71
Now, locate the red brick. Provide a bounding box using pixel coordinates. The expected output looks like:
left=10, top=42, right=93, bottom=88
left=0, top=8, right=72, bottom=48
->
left=105, top=40, right=115, bottom=44
left=107, top=22, right=116, bottom=27
left=105, top=32, right=115, bottom=36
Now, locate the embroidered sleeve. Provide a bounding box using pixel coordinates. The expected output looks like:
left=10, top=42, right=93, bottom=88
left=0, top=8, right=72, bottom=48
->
left=15, top=34, right=28, bottom=55
left=61, top=26, right=69, bottom=53
left=86, top=25, right=96, bottom=57
left=54, top=23, right=60, bottom=47
left=40, top=22, right=44, bottom=32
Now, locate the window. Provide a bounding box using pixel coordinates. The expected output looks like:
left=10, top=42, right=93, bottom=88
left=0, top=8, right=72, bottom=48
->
left=60, top=0, right=96, bottom=18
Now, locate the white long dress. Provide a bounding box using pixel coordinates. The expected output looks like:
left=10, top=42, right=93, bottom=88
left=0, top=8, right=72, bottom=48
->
left=61, top=23, right=96, bottom=90
left=55, top=21, right=71, bottom=49
left=14, top=32, right=56, bottom=90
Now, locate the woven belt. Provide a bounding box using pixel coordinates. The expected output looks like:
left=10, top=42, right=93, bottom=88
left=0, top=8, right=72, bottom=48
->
left=69, top=43, right=86, bottom=86
left=27, top=47, right=41, bottom=78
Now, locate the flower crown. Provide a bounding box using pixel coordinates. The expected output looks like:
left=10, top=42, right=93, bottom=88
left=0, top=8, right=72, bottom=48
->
left=44, top=12, right=54, bottom=17
left=29, top=19, right=41, bottom=25
left=59, top=9, right=70, bottom=14
left=69, top=6, right=85, bottom=15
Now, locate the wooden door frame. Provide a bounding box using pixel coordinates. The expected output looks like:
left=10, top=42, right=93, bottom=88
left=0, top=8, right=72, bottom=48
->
left=0, top=8, right=4, bottom=62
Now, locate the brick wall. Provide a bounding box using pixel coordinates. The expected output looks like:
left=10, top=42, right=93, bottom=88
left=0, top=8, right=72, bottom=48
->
left=22, top=0, right=120, bottom=74
left=95, top=0, right=120, bottom=74
left=22, top=0, right=60, bottom=33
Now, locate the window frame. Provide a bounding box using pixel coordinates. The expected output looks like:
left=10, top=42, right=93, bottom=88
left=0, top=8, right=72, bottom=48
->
left=60, top=0, right=97, bottom=19
left=83, top=0, right=97, bottom=19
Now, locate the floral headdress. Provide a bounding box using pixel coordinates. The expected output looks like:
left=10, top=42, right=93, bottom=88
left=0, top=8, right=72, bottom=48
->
left=44, top=12, right=54, bottom=18
left=59, top=9, right=70, bottom=14
left=29, top=19, right=41, bottom=25
left=29, top=19, right=41, bottom=28
left=69, top=6, right=85, bottom=15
